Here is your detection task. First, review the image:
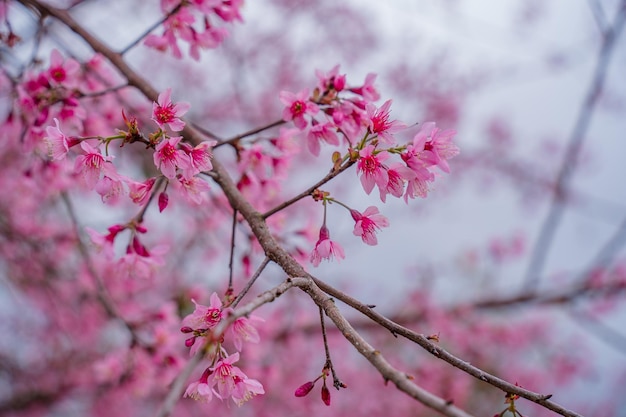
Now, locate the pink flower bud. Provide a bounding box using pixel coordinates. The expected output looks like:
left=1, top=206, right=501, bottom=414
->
left=185, top=336, right=196, bottom=347
left=158, top=191, right=169, bottom=212
left=180, top=326, right=193, bottom=333
left=294, top=381, right=315, bottom=397
left=321, top=383, right=331, bottom=406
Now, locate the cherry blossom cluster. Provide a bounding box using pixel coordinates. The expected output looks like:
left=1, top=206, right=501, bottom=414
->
left=180, top=293, right=265, bottom=406
left=279, top=66, right=460, bottom=266
left=145, top=0, right=244, bottom=60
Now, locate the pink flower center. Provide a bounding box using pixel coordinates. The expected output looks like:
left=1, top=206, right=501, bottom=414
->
left=290, top=101, right=305, bottom=116
left=155, top=105, right=175, bottom=123
left=424, top=141, right=433, bottom=151
left=85, top=153, right=104, bottom=168
left=159, top=143, right=177, bottom=160
left=50, top=67, right=66, bottom=82
left=204, top=308, right=222, bottom=326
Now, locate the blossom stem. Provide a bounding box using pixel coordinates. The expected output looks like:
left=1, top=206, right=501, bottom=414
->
left=227, top=209, right=238, bottom=290
left=214, top=119, right=286, bottom=148
left=231, top=257, right=271, bottom=308
left=319, top=305, right=346, bottom=390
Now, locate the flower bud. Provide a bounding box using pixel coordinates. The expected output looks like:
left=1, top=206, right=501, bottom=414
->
left=321, top=383, right=331, bottom=406
left=294, top=381, right=315, bottom=397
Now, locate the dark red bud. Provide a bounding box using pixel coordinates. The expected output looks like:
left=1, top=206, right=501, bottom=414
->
left=180, top=326, right=193, bottom=333
left=185, top=336, right=196, bottom=347
left=321, top=383, right=331, bottom=406
left=158, top=192, right=169, bottom=213
left=294, top=381, right=315, bottom=397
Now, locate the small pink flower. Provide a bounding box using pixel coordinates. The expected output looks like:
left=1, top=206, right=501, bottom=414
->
left=367, top=100, right=406, bottom=144
left=310, top=225, right=345, bottom=267
left=357, top=145, right=389, bottom=195
left=306, top=122, right=339, bottom=156
left=47, top=49, right=80, bottom=87
left=74, top=142, right=112, bottom=189
left=152, top=88, right=191, bottom=131
left=127, top=177, right=156, bottom=205
left=410, top=122, right=459, bottom=173
left=45, top=118, right=72, bottom=160
left=175, top=175, right=210, bottom=205
left=228, top=315, right=263, bottom=351
left=350, top=206, right=389, bottom=246
left=182, top=293, right=223, bottom=331
left=184, top=368, right=215, bottom=403
left=208, top=353, right=264, bottom=405
left=153, top=136, right=190, bottom=179
left=279, top=89, right=319, bottom=130
left=380, top=162, right=414, bottom=202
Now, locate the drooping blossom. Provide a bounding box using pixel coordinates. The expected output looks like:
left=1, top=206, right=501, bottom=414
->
left=379, top=162, right=414, bottom=202
left=357, top=145, right=389, bottom=195
left=279, top=88, right=319, bottom=130
left=227, top=315, right=263, bottom=351
left=350, top=206, right=389, bottom=246
left=153, top=136, right=190, bottom=179
left=306, top=121, right=339, bottom=156
left=151, top=88, right=191, bottom=131
left=74, top=142, right=113, bottom=189
left=184, top=368, right=215, bottom=403
left=174, top=175, right=211, bottom=205
left=44, top=118, right=75, bottom=160
left=310, top=225, right=345, bottom=267
left=127, top=177, right=157, bottom=205
left=366, top=100, right=406, bottom=144
left=208, top=353, right=264, bottom=406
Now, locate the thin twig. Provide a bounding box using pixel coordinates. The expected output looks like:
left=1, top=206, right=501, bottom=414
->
left=231, top=256, right=271, bottom=308
left=214, top=119, right=286, bottom=148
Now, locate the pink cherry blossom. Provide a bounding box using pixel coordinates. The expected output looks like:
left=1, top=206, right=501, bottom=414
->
left=208, top=353, right=264, bottom=405
left=357, top=145, right=389, bottom=195
left=184, top=368, right=215, bottom=403
left=310, top=225, right=345, bottom=267
left=410, top=122, right=459, bottom=173
left=279, top=88, right=319, bottom=130
left=179, top=140, right=217, bottom=178
left=366, top=99, right=406, bottom=144
left=182, top=293, right=223, bottom=330
left=153, top=136, right=190, bottom=179
left=74, top=142, right=112, bottom=189
left=44, top=118, right=73, bottom=160
left=127, top=177, right=156, bottom=205
left=227, top=314, right=263, bottom=351
left=306, top=121, right=340, bottom=156
left=47, top=49, right=80, bottom=87
left=379, top=162, right=415, bottom=202
left=151, top=88, right=191, bottom=131
left=350, top=206, right=389, bottom=246
left=174, top=175, right=211, bottom=205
